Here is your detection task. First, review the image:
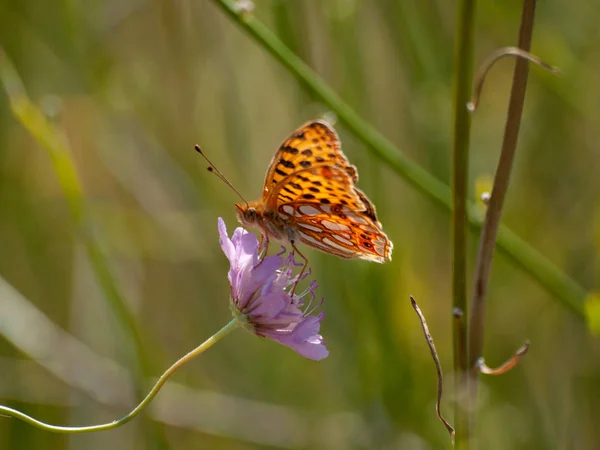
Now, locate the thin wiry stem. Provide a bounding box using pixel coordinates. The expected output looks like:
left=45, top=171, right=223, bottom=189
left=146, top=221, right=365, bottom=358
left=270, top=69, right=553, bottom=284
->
left=476, top=341, right=530, bottom=376
left=0, top=319, right=240, bottom=433
left=468, top=0, right=538, bottom=412
left=410, top=297, right=455, bottom=438
left=210, top=0, right=589, bottom=321
left=468, top=47, right=561, bottom=112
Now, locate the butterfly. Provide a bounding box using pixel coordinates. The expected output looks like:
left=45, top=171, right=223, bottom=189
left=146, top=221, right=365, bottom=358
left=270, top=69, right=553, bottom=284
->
left=234, top=120, right=393, bottom=265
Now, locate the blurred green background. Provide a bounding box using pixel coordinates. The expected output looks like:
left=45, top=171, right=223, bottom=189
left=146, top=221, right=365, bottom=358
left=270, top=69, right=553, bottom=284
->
left=0, top=0, right=599, bottom=449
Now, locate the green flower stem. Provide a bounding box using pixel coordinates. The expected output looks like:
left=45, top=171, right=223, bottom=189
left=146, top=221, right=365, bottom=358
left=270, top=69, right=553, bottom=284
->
left=451, top=0, right=476, bottom=446
left=210, top=0, right=587, bottom=319
left=0, top=318, right=241, bottom=433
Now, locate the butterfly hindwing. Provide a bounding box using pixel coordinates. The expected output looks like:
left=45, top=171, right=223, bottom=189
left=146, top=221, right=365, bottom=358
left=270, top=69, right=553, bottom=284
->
left=280, top=202, right=392, bottom=262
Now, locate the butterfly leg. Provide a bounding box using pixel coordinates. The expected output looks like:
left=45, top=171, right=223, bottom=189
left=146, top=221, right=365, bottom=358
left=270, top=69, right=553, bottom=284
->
left=258, top=235, right=270, bottom=261
left=290, top=241, right=308, bottom=297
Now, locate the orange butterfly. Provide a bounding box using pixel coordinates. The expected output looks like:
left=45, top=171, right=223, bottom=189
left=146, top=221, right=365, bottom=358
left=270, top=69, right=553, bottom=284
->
left=233, top=120, right=393, bottom=265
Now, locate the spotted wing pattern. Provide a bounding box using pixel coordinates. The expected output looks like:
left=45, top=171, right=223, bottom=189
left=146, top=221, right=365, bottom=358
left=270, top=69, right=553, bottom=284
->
left=260, top=120, right=393, bottom=262
left=262, top=121, right=360, bottom=208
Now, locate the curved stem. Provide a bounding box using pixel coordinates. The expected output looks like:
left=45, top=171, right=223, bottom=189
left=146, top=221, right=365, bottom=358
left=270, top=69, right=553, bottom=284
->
left=469, top=46, right=561, bottom=112
left=411, top=297, right=454, bottom=438
left=476, top=341, right=530, bottom=375
left=0, top=319, right=241, bottom=434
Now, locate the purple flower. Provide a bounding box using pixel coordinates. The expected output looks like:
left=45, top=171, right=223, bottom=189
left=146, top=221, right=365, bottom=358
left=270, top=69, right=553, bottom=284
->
left=218, top=218, right=328, bottom=360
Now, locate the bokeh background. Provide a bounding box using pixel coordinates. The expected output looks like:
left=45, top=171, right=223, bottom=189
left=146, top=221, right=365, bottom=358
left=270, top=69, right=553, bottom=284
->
left=1, top=0, right=599, bottom=449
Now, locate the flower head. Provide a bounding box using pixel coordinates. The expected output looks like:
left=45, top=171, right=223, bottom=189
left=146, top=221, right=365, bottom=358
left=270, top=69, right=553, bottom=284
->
left=218, top=218, right=328, bottom=360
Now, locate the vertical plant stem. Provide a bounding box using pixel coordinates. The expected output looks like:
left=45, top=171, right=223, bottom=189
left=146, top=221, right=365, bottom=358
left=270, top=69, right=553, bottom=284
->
left=451, top=0, right=477, bottom=447
left=469, top=0, right=537, bottom=406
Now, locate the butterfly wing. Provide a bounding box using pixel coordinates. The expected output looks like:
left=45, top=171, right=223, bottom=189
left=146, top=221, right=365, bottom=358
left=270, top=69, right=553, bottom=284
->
left=267, top=162, right=367, bottom=213
left=261, top=121, right=392, bottom=262
left=281, top=199, right=393, bottom=262
left=261, top=120, right=359, bottom=206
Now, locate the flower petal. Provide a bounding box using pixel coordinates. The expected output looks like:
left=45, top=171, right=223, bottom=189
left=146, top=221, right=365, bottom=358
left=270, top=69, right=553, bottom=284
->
left=218, top=218, right=236, bottom=263
left=236, top=231, right=259, bottom=274
left=265, top=314, right=329, bottom=360
left=251, top=255, right=283, bottom=293
left=248, top=292, right=289, bottom=319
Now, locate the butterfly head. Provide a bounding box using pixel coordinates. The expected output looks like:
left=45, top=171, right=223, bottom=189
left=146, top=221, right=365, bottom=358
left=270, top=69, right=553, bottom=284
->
left=235, top=202, right=260, bottom=228
left=235, top=201, right=289, bottom=242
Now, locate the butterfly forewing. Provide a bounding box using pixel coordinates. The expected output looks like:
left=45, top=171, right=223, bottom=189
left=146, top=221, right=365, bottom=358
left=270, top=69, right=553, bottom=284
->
left=262, top=121, right=357, bottom=199
left=268, top=165, right=366, bottom=212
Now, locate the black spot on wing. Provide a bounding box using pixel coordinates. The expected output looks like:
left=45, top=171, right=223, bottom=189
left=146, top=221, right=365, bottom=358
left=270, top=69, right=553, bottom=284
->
left=279, top=159, right=296, bottom=169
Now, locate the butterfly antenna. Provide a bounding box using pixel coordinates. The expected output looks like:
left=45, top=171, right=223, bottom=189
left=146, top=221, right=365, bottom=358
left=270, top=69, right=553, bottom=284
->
left=194, top=145, right=249, bottom=207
